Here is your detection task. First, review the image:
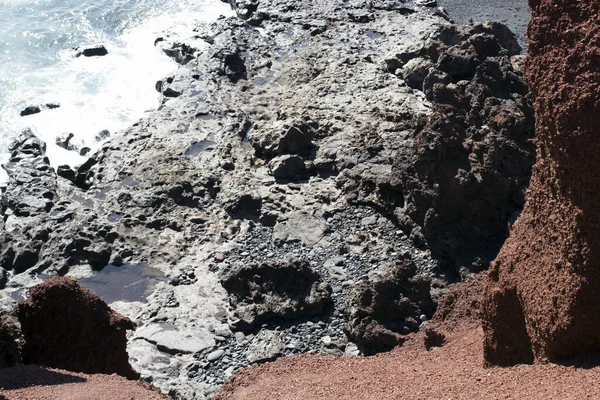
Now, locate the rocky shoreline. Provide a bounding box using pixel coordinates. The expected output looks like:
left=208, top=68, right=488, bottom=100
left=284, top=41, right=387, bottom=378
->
left=0, top=0, right=533, bottom=398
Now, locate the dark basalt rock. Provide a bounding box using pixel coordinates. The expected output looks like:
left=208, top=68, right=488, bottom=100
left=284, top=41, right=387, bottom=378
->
left=20, top=106, right=41, bottom=117
left=18, top=277, right=139, bottom=378
left=221, top=259, right=332, bottom=331
left=344, top=258, right=434, bottom=355
left=389, top=24, right=534, bottom=277
left=76, top=45, right=108, bottom=57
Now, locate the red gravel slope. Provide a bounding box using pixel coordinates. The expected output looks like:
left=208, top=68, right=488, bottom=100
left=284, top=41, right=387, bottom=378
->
left=217, top=275, right=600, bottom=399
left=216, top=323, right=600, bottom=400
left=0, top=365, right=168, bottom=400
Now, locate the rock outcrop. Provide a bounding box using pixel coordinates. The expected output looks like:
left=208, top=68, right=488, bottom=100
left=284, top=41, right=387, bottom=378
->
left=344, top=258, right=434, bottom=355
left=483, top=0, right=600, bottom=365
left=17, top=276, right=139, bottom=378
left=0, top=0, right=534, bottom=395
left=388, top=23, right=535, bottom=277
left=221, top=259, right=332, bottom=330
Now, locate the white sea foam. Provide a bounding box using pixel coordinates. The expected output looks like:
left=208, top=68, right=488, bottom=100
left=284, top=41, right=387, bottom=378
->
left=0, top=0, right=234, bottom=183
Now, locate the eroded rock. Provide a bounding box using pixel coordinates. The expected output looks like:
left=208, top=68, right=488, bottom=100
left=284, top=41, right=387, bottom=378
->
left=344, top=258, right=434, bottom=355
left=483, top=0, right=600, bottom=366
left=221, top=259, right=332, bottom=331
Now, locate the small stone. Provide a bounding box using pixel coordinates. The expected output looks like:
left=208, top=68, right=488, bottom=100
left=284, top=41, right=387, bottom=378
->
left=206, top=349, right=225, bottom=362
left=214, top=253, right=226, bottom=262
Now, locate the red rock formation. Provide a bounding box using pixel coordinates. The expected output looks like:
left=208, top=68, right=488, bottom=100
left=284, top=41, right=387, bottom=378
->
left=17, top=276, right=139, bottom=378
left=0, top=318, right=20, bottom=369
left=483, top=0, right=600, bottom=365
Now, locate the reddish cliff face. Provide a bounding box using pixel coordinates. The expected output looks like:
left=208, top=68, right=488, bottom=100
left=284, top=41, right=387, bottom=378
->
left=17, top=276, right=139, bottom=378
left=483, top=0, right=600, bottom=365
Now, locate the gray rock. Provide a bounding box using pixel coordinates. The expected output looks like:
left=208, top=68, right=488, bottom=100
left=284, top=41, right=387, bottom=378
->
left=268, top=154, right=305, bottom=179
left=344, top=258, right=434, bottom=355
left=136, top=324, right=215, bottom=354
left=272, top=213, right=329, bottom=247
left=401, top=57, right=434, bottom=89
left=206, top=349, right=225, bottom=362
left=245, top=330, right=284, bottom=363
left=248, top=119, right=316, bottom=158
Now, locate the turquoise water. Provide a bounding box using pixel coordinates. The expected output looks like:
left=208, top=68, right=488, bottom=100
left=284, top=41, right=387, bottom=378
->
left=0, top=0, right=233, bottom=182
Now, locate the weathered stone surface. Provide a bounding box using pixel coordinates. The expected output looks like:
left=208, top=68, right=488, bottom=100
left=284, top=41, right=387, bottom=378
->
left=221, top=259, right=332, bottom=331
left=136, top=324, right=214, bottom=355
left=245, top=330, right=284, bottom=363
left=483, top=0, right=600, bottom=366
left=272, top=213, right=328, bottom=247
left=344, top=258, right=434, bottom=355
left=18, top=276, right=139, bottom=378
left=389, top=24, right=535, bottom=277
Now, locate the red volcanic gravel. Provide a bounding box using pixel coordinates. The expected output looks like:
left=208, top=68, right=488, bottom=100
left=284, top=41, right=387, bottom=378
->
left=0, top=365, right=168, bottom=400
left=217, top=275, right=600, bottom=399
left=216, top=323, right=600, bottom=400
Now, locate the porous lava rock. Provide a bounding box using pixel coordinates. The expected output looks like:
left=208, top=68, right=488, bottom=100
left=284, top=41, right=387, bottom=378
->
left=393, top=24, right=535, bottom=277
left=344, top=258, right=434, bottom=355
left=0, top=316, right=21, bottom=369
left=17, top=276, right=139, bottom=378
left=220, top=259, right=332, bottom=331
left=483, top=0, right=600, bottom=365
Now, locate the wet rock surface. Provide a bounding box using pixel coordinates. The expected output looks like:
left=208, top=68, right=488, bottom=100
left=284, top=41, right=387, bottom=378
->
left=483, top=0, right=600, bottom=366
left=17, top=277, right=139, bottom=378
left=0, top=0, right=534, bottom=397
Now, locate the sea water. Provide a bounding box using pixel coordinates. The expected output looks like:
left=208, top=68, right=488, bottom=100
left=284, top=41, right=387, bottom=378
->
left=0, top=0, right=234, bottom=183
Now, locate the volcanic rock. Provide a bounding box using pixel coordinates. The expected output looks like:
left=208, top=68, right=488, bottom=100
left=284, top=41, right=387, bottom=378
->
left=0, top=316, right=20, bottom=369
left=344, top=258, right=434, bottom=355
left=17, top=276, right=139, bottom=378
left=483, top=0, right=600, bottom=365
left=75, top=45, right=109, bottom=57
left=388, top=24, right=535, bottom=276
left=19, top=106, right=41, bottom=117
left=221, top=259, right=332, bottom=331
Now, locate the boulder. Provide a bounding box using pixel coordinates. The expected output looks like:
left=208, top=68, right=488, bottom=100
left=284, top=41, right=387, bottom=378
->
left=244, top=330, right=284, bottom=363
left=220, top=259, right=332, bottom=331
left=248, top=118, right=317, bottom=158
left=344, top=259, right=434, bottom=355
left=2, top=130, right=57, bottom=218
left=401, top=57, right=434, bottom=89
left=20, top=106, right=41, bottom=117
left=268, top=154, right=305, bottom=179
left=483, top=0, right=600, bottom=365
left=76, top=45, right=108, bottom=57
left=18, top=276, right=139, bottom=378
